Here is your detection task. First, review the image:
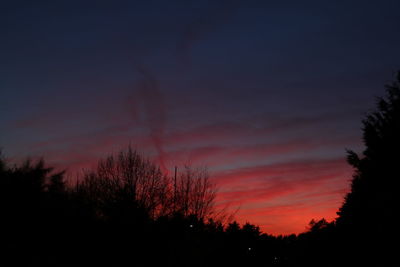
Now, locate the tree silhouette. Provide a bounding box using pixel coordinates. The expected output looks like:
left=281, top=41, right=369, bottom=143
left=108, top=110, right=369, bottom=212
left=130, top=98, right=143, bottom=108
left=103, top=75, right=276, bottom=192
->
left=0, top=156, right=74, bottom=266
left=337, top=72, right=400, bottom=227
left=4, top=72, right=400, bottom=266
left=76, top=147, right=219, bottom=223
left=336, top=71, right=400, bottom=266
left=173, top=165, right=217, bottom=220
left=76, top=147, right=170, bottom=223
left=307, top=218, right=331, bottom=232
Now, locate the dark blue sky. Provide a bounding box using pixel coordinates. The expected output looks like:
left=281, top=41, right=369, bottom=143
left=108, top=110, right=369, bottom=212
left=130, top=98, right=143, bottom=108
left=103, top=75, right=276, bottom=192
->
left=1, top=0, right=400, bottom=234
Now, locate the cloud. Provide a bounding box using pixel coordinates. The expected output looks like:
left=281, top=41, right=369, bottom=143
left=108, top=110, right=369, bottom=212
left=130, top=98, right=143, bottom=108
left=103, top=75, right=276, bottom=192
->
left=214, top=157, right=350, bottom=185
left=161, top=109, right=359, bottom=148
left=211, top=157, right=352, bottom=234
left=6, top=91, right=358, bottom=236
left=129, top=65, right=169, bottom=172
left=239, top=203, right=341, bottom=235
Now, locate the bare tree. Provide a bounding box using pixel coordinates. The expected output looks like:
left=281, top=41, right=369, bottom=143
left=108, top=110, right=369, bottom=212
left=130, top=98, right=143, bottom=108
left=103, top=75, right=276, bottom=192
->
left=75, top=147, right=225, bottom=224
left=173, top=165, right=217, bottom=220
left=77, top=147, right=170, bottom=219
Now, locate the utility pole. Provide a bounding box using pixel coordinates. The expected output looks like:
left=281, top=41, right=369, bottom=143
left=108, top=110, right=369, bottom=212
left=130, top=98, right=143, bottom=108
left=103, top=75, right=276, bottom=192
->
left=173, top=166, right=177, bottom=213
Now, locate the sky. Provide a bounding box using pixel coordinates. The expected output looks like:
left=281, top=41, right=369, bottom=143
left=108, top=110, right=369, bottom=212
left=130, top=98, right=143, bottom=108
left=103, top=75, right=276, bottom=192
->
left=1, top=0, right=400, bottom=235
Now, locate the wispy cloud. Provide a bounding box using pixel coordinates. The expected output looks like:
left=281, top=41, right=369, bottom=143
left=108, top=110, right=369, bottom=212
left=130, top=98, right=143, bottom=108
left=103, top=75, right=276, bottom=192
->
left=130, top=65, right=169, bottom=172
left=212, top=157, right=351, bottom=234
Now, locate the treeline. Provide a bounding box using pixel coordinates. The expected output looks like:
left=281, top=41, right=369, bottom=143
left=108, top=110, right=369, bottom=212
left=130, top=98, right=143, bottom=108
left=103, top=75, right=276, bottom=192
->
left=1, top=72, right=399, bottom=266
left=0, top=148, right=285, bottom=267
left=0, top=148, right=357, bottom=267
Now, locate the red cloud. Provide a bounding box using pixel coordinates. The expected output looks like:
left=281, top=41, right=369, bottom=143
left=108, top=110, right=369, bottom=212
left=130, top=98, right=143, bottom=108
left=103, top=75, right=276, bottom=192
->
left=239, top=203, right=341, bottom=235
left=212, top=158, right=352, bottom=234
left=213, top=157, right=350, bottom=185
left=9, top=108, right=359, bottom=236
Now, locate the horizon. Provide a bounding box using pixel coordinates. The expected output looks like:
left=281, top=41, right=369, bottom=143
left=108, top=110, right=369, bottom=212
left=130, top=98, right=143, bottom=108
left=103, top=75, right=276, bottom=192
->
left=2, top=0, right=400, bottom=235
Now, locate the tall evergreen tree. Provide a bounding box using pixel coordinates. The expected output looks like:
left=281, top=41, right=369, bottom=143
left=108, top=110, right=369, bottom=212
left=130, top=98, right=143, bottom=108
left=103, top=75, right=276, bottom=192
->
left=336, top=71, right=400, bottom=266
left=337, top=71, right=400, bottom=231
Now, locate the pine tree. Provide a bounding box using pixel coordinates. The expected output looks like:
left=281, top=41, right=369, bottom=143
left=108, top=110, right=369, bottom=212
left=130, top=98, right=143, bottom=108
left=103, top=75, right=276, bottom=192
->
left=337, top=71, right=400, bottom=232
left=335, top=72, right=400, bottom=266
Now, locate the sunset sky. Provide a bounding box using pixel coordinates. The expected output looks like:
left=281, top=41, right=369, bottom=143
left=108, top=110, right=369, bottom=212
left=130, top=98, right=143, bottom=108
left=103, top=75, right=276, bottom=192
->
left=1, top=0, right=400, bottom=235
